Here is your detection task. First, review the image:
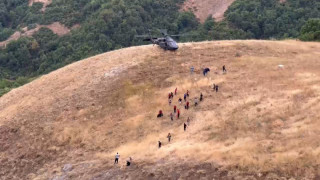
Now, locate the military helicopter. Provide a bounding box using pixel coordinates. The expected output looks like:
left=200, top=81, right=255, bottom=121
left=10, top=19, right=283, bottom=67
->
left=135, top=29, right=186, bottom=51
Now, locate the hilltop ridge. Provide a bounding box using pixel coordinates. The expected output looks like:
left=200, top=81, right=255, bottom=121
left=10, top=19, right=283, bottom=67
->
left=1, top=40, right=320, bottom=179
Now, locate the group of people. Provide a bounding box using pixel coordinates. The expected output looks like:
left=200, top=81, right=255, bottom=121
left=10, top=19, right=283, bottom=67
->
left=114, top=65, right=227, bottom=166
left=114, top=153, right=132, bottom=166
left=157, top=87, right=206, bottom=149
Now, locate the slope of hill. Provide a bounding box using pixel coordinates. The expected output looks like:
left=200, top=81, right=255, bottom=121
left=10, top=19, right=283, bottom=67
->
left=182, top=0, right=235, bottom=22
left=1, top=40, right=320, bottom=179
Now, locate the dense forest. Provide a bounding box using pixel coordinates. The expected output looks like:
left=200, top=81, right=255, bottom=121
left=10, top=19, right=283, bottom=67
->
left=0, top=0, right=319, bottom=96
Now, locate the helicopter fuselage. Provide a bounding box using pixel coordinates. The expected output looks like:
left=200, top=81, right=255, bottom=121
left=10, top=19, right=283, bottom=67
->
left=153, top=37, right=178, bottom=51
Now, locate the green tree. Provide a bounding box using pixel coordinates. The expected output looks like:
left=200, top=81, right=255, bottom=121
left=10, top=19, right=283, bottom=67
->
left=299, top=18, right=320, bottom=41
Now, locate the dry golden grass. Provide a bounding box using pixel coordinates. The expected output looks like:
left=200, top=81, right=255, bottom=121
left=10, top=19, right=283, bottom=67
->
left=1, top=40, right=320, bottom=179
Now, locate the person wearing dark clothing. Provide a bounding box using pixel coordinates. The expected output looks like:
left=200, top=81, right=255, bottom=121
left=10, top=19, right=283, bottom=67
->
left=215, top=85, right=219, bottom=92
left=184, top=94, right=187, bottom=101
left=171, top=92, right=174, bottom=98
left=187, top=90, right=189, bottom=97
left=170, top=113, right=173, bottom=121
left=158, top=141, right=162, bottom=148
left=168, top=93, right=171, bottom=99
left=174, top=105, right=177, bottom=113
left=200, top=93, right=203, bottom=101
left=177, top=109, right=180, bottom=119
left=184, top=123, right=187, bottom=131
left=167, top=133, right=172, bottom=142
left=203, top=68, right=210, bottom=76
left=223, top=65, right=227, bottom=73
left=126, top=157, right=132, bottom=166
left=157, top=110, right=163, bottom=118
left=179, top=98, right=182, bottom=104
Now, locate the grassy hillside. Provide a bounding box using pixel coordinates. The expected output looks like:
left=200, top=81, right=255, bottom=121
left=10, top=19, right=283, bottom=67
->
left=1, top=40, right=320, bottom=179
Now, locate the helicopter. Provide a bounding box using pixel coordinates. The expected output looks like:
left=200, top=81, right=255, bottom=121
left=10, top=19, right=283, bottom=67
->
left=135, top=29, right=186, bottom=51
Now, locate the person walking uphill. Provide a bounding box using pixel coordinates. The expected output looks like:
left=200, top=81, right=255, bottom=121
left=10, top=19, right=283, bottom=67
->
left=167, top=133, right=172, bottom=142
left=184, top=123, right=187, bottom=131
left=114, top=152, right=120, bottom=164
left=185, top=101, right=189, bottom=110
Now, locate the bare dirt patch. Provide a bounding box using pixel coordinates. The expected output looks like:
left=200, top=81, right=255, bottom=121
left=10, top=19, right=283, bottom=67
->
left=28, top=0, right=52, bottom=11
left=0, top=22, right=72, bottom=47
left=182, top=0, right=236, bottom=22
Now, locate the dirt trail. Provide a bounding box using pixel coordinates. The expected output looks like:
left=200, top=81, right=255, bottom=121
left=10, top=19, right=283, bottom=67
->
left=1, top=40, right=320, bottom=179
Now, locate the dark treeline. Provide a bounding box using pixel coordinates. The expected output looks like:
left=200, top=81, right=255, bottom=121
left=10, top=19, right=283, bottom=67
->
left=0, top=0, right=319, bottom=96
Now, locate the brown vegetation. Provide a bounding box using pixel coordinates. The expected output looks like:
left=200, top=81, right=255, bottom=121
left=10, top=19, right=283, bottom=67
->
left=1, top=40, right=320, bottom=179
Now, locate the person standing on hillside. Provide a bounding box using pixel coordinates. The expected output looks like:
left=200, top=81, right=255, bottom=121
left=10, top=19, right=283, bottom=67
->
left=215, top=85, right=219, bottom=92
left=167, top=133, right=172, bottom=142
left=179, top=98, right=182, bottom=105
left=158, top=141, right=162, bottom=148
left=175, top=88, right=177, bottom=95
left=190, top=66, right=194, bottom=74
left=185, top=101, right=189, bottom=110
left=194, top=97, right=199, bottom=106
left=184, top=123, right=187, bottom=131
left=170, top=112, right=173, bottom=121
left=174, top=105, right=177, bottom=113
left=223, top=65, right=227, bottom=73
left=184, top=93, right=187, bottom=101
left=187, top=90, right=189, bottom=97
left=171, top=92, right=174, bottom=98
left=114, top=152, right=120, bottom=164
left=177, top=109, right=180, bottom=119
left=200, top=93, right=203, bottom=101
left=169, top=99, right=172, bottom=106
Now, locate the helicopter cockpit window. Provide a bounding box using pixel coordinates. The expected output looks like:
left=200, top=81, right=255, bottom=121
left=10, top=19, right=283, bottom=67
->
left=167, top=40, right=177, bottom=47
